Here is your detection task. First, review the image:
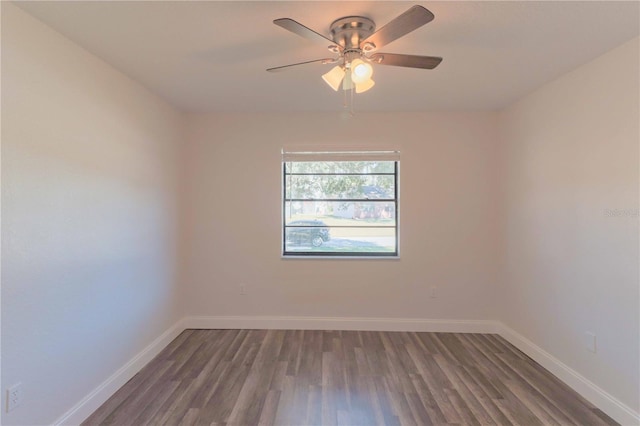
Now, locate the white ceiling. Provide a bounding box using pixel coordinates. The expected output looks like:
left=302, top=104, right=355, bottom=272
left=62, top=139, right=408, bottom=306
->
left=14, top=1, right=640, bottom=113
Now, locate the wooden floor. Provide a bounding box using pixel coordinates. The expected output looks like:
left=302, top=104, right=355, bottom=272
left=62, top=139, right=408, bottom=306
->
left=84, top=329, right=617, bottom=426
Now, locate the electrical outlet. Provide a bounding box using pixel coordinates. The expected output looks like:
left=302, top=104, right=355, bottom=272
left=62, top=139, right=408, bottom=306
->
left=585, top=332, right=597, bottom=353
left=240, top=284, right=247, bottom=295
left=6, top=383, right=22, bottom=412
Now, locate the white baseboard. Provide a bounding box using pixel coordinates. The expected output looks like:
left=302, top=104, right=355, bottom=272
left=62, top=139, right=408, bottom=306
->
left=183, top=315, right=501, bottom=333
left=53, top=319, right=186, bottom=426
left=496, top=322, right=640, bottom=426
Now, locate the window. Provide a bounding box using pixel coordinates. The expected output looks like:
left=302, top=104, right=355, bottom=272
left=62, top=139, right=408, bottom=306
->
left=282, top=150, right=399, bottom=257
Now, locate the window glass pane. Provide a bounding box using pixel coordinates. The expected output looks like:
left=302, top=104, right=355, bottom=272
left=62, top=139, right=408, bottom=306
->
left=284, top=226, right=396, bottom=254
left=286, top=161, right=395, bottom=174
left=286, top=175, right=395, bottom=200
left=284, top=201, right=396, bottom=226
left=283, top=158, right=398, bottom=257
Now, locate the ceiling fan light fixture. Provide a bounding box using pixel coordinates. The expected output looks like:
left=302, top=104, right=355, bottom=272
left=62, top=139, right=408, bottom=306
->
left=322, top=65, right=345, bottom=91
left=355, top=78, right=375, bottom=94
left=342, top=68, right=354, bottom=90
left=350, top=58, right=373, bottom=83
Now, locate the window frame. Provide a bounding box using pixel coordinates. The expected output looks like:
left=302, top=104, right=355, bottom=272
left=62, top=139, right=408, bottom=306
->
left=281, top=152, right=400, bottom=259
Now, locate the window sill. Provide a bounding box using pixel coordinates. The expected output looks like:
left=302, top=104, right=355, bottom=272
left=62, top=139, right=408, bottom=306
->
left=281, top=255, right=400, bottom=260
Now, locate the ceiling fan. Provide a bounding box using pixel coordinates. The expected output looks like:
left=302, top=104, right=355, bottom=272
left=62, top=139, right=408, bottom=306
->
left=267, top=5, right=442, bottom=94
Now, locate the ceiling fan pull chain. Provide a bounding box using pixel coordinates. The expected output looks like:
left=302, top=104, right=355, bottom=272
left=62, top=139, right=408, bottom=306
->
left=343, top=83, right=348, bottom=109
left=350, top=85, right=355, bottom=116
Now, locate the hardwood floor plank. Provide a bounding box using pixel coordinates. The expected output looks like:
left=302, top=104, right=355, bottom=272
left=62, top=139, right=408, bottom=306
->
left=271, top=374, right=295, bottom=426
left=82, top=361, right=170, bottom=425
left=84, top=330, right=619, bottom=426
left=133, top=380, right=181, bottom=425
left=405, top=390, right=434, bottom=425
left=321, top=351, right=338, bottom=426
left=258, top=389, right=281, bottom=426
left=444, top=387, right=482, bottom=426
left=502, top=377, right=565, bottom=426
left=413, top=354, right=461, bottom=423
left=408, top=374, right=448, bottom=424
left=189, top=332, right=239, bottom=408
left=359, top=375, right=388, bottom=426
left=498, top=352, right=615, bottom=425
left=101, top=360, right=175, bottom=425
left=226, top=330, right=285, bottom=425
left=304, top=384, right=322, bottom=426
left=299, top=331, right=322, bottom=386
left=494, top=396, right=545, bottom=426
left=372, top=376, right=401, bottom=426
left=150, top=379, right=196, bottom=425
left=454, top=366, right=512, bottom=425
left=281, top=330, right=304, bottom=377
left=354, top=346, right=371, bottom=376
left=384, top=388, right=417, bottom=426
left=195, top=351, right=254, bottom=423
left=489, top=378, right=547, bottom=426
left=449, top=366, right=497, bottom=425
left=178, top=407, right=199, bottom=426
left=432, top=350, right=496, bottom=424
left=169, top=336, right=208, bottom=380
left=464, top=335, right=524, bottom=383
left=268, top=360, right=288, bottom=392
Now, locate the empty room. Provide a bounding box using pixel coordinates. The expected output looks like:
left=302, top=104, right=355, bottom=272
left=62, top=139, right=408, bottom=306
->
left=2, top=1, right=638, bottom=425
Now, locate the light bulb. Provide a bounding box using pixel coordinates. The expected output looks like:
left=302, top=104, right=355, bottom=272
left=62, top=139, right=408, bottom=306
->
left=350, top=59, right=373, bottom=84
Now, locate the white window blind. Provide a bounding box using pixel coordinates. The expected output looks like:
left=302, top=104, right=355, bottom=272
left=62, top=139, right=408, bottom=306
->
left=282, top=149, right=401, bottom=163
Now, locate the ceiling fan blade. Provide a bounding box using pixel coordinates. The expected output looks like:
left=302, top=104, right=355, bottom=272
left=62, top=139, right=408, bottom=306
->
left=361, top=5, right=434, bottom=51
left=267, top=58, right=337, bottom=72
left=274, top=18, right=338, bottom=47
left=369, top=53, right=442, bottom=69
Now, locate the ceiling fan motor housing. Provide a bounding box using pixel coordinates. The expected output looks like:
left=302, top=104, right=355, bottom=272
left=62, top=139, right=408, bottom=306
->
left=329, top=16, right=375, bottom=53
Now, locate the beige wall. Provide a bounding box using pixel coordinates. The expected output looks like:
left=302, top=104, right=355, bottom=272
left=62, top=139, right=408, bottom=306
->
left=183, top=112, right=502, bottom=320
left=1, top=4, right=184, bottom=425
left=498, top=37, right=639, bottom=412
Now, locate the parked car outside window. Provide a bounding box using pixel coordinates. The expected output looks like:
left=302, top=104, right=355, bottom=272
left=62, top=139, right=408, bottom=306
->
left=285, top=220, right=330, bottom=247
